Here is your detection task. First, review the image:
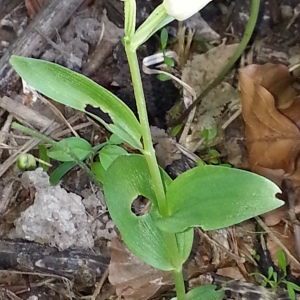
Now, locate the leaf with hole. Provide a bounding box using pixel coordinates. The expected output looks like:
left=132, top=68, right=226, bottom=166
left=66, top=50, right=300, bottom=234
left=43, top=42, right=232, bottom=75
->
left=10, top=56, right=142, bottom=149
left=156, top=165, right=283, bottom=232
left=103, top=154, right=193, bottom=270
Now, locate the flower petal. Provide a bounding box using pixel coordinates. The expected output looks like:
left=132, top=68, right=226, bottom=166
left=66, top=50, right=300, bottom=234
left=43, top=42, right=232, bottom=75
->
left=163, top=0, right=212, bottom=21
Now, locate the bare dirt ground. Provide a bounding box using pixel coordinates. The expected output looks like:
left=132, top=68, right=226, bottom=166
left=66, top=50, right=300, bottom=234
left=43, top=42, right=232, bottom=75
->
left=1, top=0, right=300, bottom=299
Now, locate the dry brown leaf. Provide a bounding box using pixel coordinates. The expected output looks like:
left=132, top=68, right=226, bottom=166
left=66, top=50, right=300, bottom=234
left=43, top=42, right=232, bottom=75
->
left=109, top=238, right=173, bottom=300
left=239, top=63, right=300, bottom=175
left=239, top=63, right=300, bottom=226
left=109, top=233, right=232, bottom=300
left=279, top=95, right=300, bottom=129
left=240, top=63, right=297, bottom=109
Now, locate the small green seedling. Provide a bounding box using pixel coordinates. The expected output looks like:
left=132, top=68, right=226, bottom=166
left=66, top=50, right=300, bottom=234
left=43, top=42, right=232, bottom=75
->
left=169, top=101, right=184, bottom=136
left=200, top=126, right=231, bottom=166
left=160, top=28, right=175, bottom=67
left=201, top=126, right=222, bottom=165
left=47, top=135, right=127, bottom=185
left=251, top=250, right=300, bottom=300
left=10, top=0, right=282, bottom=299
left=207, top=149, right=220, bottom=165
left=202, top=126, right=217, bottom=143
left=15, top=130, right=127, bottom=185
left=157, top=28, right=175, bottom=82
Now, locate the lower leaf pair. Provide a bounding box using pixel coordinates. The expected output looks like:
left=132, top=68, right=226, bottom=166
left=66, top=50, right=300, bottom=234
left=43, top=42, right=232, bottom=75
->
left=103, top=154, right=283, bottom=272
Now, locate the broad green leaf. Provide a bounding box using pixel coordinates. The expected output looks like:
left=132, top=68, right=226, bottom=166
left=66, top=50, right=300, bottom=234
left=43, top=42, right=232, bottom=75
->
left=156, top=165, right=283, bottom=232
left=47, top=137, right=92, bottom=162
left=103, top=154, right=193, bottom=270
left=10, top=56, right=142, bottom=149
left=99, top=144, right=128, bottom=170
left=108, top=133, right=124, bottom=145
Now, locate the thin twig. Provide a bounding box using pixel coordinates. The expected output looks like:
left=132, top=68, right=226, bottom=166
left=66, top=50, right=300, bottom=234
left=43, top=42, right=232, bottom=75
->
left=90, top=268, right=109, bottom=300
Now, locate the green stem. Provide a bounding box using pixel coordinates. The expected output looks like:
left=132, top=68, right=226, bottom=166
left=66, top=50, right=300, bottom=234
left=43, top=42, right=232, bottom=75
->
left=124, top=44, right=168, bottom=214
left=173, top=268, right=186, bottom=300
left=125, top=38, right=186, bottom=300
left=12, top=122, right=99, bottom=186
left=170, top=0, right=261, bottom=126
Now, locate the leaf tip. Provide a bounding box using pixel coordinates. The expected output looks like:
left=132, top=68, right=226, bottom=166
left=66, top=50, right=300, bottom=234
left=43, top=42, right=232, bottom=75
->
left=9, top=55, right=19, bottom=65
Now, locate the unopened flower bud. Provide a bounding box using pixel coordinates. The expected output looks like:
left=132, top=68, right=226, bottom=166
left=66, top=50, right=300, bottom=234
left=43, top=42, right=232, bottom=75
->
left=17, top=153, right=37, bottom=171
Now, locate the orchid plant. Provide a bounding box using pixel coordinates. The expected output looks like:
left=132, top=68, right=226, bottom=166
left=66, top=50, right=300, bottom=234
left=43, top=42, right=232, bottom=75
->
left=10, top=0, right=283, bottom=299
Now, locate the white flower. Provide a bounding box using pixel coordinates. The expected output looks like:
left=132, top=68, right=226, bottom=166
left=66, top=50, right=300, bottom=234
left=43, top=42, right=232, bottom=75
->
left=163, top=0, right=212, bottom=21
